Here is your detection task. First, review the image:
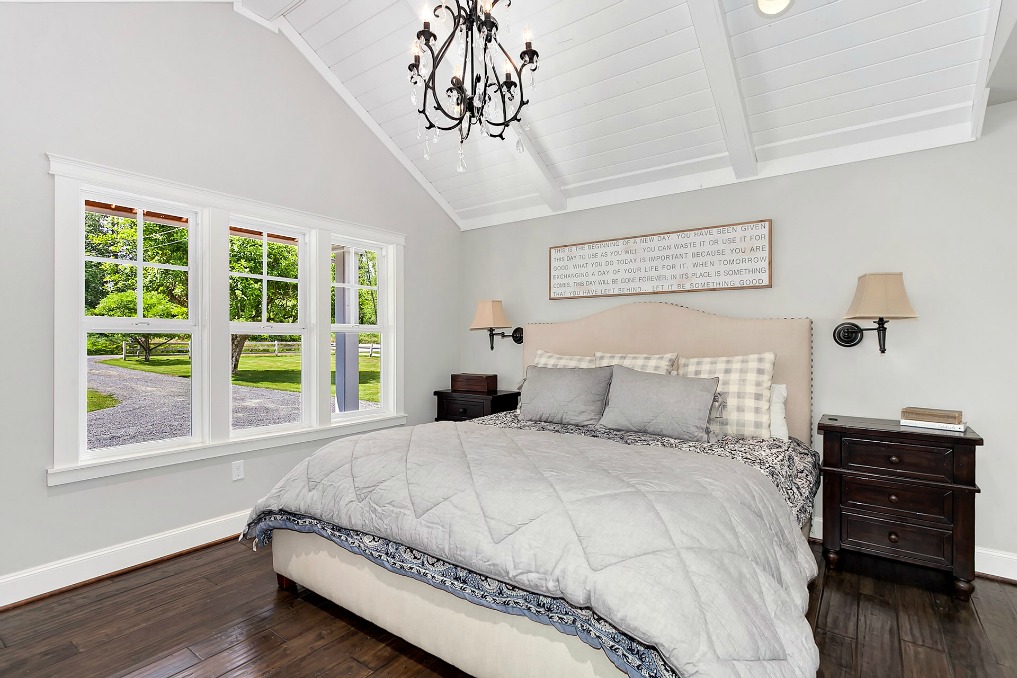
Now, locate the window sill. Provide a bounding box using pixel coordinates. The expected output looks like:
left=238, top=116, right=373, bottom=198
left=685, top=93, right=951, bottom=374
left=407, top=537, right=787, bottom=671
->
left=47, top=413, right=407, bottom=486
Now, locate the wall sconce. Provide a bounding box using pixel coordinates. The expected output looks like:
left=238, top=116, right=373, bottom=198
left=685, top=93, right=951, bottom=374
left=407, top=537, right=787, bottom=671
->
left=833, top=273, right=917, bottom=354
left=470, top=300, right=524, bottom=351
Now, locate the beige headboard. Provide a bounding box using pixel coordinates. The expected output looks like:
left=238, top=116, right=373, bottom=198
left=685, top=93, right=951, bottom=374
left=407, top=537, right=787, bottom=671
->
left=523, top=303, right=813, bottom=443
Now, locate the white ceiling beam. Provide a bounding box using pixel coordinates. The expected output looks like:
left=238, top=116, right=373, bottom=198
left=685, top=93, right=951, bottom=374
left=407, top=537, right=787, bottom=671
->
left=233, top=2, right=277, bottom=32
left=504, top=125, right=567, bottom=212
left=237, top=0, right=304, bottom=24
left=274, top=16, right=464, bottom=229
left=400, top=0, right=565, bottom=212
left=686, top=0, right=757, bottom=179
left=971, top=0, right=1003, bottom=139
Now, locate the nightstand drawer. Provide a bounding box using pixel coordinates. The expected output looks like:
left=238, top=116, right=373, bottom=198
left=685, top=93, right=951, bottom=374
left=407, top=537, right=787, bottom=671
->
left=438, top=397, right=486, bottom=421
left=842, top=476, right=953, bottom=525
left=841, top=512, right=953, bottom=568
left=842, top=437, right=953, bottom=482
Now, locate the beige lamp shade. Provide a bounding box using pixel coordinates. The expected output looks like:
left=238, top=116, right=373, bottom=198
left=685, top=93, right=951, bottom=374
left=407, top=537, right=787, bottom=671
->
left=844, top=273, right=918, bottom=320
left=470, top=300, right=511, bottom=330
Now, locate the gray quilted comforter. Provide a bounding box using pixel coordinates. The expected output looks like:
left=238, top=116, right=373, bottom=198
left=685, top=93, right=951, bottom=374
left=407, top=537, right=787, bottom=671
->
left=246, top=421, right=819, bottom=677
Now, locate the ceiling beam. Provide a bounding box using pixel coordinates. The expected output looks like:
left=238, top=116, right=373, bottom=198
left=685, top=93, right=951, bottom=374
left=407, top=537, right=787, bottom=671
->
left=235, top=0, right=304, bottom=28
left=274, top=17, right=464, bottom=229
left=504, top=124, right=567, bottom=212
left=686, top=0, right=757, bottom=179
left=400, top=0, right=565, bottom=212
left=971, top=0, right=1003, bottom=139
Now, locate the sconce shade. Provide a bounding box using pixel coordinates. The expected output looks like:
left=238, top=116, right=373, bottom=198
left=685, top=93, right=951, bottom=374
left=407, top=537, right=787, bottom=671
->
left=843, top=273, right=917, bottom=320
left=470, top=300, right=511, bottom=330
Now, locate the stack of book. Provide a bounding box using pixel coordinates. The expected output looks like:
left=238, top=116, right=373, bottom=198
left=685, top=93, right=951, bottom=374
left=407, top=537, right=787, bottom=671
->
left=900, top=407, right=967, bottom=432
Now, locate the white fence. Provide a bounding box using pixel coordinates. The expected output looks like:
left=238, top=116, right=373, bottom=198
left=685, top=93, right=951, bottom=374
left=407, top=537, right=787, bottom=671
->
left=122, top=341, right=191, bottom=359
left=122, top=340, right=380, bottom=359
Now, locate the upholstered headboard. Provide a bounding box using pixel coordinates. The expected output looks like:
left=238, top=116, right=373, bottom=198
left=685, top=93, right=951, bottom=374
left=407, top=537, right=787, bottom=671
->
left=523, top=303, right=813, bottom=443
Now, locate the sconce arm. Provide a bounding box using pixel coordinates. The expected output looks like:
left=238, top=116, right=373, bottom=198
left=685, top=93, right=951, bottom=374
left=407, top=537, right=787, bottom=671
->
left=487, top=327, right=525, bottom=350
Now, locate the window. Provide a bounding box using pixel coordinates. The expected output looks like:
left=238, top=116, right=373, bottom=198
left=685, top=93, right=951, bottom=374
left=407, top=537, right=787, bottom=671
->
left=51, top=156, right=405, bottom=485
left=331, top=243, right=385, bottom=416
left=82, top=199, right=199, bottom=452
left=228, top=225, right=306, bottom=432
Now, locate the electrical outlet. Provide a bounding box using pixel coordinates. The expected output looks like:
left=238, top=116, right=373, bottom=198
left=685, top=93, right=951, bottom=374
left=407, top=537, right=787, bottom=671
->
left=231, top=460, right=244, bottom=481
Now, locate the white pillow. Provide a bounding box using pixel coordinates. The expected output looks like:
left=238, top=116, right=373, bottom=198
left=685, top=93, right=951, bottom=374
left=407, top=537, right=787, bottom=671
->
left=770, top=384, right=789, bottom=440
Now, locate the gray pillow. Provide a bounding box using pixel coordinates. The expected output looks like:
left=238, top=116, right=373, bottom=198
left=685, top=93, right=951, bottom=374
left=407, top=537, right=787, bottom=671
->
left=600, top=365, right=718, bottom=442
left=518, top=365, right=613, bottom=427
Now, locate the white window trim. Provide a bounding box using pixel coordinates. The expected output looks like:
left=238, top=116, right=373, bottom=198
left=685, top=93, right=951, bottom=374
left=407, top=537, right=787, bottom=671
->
left=50, top=154, right=406, bottom=487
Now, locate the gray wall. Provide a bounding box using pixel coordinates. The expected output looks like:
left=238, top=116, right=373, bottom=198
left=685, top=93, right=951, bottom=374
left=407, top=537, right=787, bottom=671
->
left=0, top=4, right=460, bottom=575
left=461, top=100, right=1017, bottom=558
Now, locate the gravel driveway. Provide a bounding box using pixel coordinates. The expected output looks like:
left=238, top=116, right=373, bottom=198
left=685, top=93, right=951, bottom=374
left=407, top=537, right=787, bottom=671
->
left=88, top=357, right=379, bottom=449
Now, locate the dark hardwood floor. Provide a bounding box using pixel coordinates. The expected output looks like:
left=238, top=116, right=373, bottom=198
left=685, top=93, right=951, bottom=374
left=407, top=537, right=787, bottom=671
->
left=1, top=538, right=1014, bottom=677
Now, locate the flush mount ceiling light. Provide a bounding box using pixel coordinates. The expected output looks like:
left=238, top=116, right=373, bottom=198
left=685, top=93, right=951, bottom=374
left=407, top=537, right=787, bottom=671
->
left=756, top=0, right=792, bottom=16
left=408, top=1, right=540, bottom=173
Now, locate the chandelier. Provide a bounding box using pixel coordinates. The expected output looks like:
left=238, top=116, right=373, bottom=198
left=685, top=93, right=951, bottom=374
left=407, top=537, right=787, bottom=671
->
left=408, top=0, right=539, bottom=172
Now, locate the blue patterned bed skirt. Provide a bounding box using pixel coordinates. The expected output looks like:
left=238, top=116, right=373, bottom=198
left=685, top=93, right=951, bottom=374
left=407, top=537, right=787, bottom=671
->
left=246, top=511, right=680, bottom=678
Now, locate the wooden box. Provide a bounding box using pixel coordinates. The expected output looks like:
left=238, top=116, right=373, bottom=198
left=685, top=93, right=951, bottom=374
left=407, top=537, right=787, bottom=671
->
left=451, top=373, right=498, bottom=393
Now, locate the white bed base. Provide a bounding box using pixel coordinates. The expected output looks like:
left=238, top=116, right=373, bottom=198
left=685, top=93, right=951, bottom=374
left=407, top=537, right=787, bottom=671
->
left=270, top=303, right=816, bottom=677
left=272, top=530, right=623, bottom=677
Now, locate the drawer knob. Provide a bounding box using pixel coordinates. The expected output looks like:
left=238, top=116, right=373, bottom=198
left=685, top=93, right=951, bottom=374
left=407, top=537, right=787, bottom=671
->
left=888, top=531, right=900, bottom=544
left=459, top=407, right=468, bottom=414
left=888, top=494, right=900, bottom=504
left=888, top=455, right=901, bottom=465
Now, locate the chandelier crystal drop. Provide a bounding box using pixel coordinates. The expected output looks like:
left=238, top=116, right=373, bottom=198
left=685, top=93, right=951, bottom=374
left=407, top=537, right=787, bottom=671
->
left=408, top=0, right=539, bottom=166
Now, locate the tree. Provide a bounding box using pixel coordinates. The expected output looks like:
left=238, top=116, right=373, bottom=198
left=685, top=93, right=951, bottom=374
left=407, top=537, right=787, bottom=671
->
left=90, top=291, right=187, bottom=362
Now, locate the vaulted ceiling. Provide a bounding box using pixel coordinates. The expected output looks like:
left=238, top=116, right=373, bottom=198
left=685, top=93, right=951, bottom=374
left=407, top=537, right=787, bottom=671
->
left=236, top=0, right=1004, bottom=230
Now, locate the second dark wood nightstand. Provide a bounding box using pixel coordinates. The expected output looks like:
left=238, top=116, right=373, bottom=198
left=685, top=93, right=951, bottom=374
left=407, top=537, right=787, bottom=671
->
left=818, top=414, right=983, bottom=600
left=434, top=389, right=520, bottom=422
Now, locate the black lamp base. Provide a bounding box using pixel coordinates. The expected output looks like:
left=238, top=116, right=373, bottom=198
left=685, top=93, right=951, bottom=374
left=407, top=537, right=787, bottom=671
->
left=833, top=322, right=864, bottom=348
left=487, top=327, right=525, bottom=350
left=833, top=318, right=888, bottom=353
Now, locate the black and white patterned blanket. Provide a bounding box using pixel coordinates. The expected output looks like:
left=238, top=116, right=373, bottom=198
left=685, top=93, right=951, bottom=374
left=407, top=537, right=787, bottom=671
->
left=473, top=411, right=820, bottom=527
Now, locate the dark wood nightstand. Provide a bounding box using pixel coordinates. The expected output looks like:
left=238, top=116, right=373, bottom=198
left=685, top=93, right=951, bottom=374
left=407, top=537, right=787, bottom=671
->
left=434, top=389, right=520, bottom=422
left=818, top=415, right=983, bottom=600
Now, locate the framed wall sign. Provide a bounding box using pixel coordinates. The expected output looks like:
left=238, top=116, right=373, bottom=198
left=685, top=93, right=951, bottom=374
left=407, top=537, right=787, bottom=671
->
left=549, top=220, right=772, bottom=300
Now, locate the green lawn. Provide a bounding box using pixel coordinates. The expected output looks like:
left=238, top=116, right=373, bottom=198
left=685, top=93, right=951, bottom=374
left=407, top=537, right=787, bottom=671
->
left=100, top=354, right=381, bottom=403
left=87, top=389, right=119, bottom=412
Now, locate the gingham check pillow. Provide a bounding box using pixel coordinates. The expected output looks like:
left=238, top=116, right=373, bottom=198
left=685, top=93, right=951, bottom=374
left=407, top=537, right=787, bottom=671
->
left=595, top=352, right=677, bottom=374
left=676, top=352, right=775, bottom=438
left=533, top=349, right=596, bottom=368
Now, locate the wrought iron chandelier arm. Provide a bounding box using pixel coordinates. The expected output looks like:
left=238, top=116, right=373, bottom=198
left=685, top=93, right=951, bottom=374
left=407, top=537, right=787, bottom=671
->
left=420, top=11, right=468, bottom=128
left=481, top=40, right=524, bottom=128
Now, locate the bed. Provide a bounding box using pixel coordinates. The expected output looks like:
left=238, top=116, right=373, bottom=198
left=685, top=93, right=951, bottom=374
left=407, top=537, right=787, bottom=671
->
left=244, top=303, right=821, bottom=677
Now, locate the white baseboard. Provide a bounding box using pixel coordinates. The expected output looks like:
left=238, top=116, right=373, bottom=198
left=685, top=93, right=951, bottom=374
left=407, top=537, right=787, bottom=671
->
left=808, top=517, right=1017, bottom=581
left=0, top=510, right=250, bottom=609
left=974, top=547, right=1017, bottom=582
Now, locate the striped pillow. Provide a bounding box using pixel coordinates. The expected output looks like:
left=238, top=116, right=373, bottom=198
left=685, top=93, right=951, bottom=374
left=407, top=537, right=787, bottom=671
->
left=595, top=352, right=677, bottom=375
left=677, top=352, right=775, bottom=438
left=533, top=349, right=596, bottom=369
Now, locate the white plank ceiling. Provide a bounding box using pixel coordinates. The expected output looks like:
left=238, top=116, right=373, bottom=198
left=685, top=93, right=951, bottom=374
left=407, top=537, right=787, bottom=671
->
left=238, top=0, right=1002, bottom=229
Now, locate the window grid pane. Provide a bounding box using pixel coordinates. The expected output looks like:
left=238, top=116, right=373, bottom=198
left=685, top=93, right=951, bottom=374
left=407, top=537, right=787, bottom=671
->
left=332, top=332, right=382, bottom=416
left=85, top=200, right=191, bottom=321
left=231, top=334, right=303, bottom=431
left=86, top=332, right=193, bottom=450
left=229, top=226, right=300, bottom=325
